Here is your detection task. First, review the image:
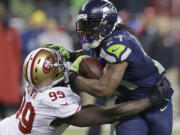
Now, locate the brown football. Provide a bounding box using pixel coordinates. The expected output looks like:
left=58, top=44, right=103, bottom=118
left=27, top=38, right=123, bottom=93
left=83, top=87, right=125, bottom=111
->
left=79, top=55, right=103, bottom=79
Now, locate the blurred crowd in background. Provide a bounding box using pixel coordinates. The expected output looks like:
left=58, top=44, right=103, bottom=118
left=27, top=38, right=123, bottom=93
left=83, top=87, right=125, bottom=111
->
left=0, top=0, right=180, bottom=131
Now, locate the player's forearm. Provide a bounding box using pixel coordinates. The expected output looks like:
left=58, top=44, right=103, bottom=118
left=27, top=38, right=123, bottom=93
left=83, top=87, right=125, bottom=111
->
left=107, top=98, right=151, bottom=123
left=75, top=63, right=124, bottom=97
left=75, top=76, right=113, bottom=97
left=67, top=98, right=151, bottom=127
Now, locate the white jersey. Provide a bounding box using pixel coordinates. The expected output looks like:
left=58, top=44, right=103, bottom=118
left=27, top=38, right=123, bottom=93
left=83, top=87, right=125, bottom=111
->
left=0, top=83, right=81, bottom=135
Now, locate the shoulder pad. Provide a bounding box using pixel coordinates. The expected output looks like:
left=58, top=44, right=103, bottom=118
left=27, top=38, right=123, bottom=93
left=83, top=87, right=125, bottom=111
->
left=100, top=43, right=131, bottom=63
left=40, top=87, right=80, bottom=107
left=106, top=44, right=126, bottom=59
left=38, top=87, right=81, bottom=118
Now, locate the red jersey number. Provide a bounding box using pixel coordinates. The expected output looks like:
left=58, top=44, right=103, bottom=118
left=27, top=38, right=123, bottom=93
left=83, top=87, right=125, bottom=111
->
left=16, top=95, right=35, bottom=134
left=49, top=91, right=65, bottom=101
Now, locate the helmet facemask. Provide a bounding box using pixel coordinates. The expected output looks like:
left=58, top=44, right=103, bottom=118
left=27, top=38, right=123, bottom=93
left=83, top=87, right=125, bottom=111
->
left=76, top=18, right=103, bottom=48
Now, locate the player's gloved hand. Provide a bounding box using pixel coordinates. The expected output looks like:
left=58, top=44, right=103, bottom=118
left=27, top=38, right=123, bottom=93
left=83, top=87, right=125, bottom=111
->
left=42, top=44, right=70, bottom=60
left=68, top=56, right=83, bottom=92
left=148, top=79, right=169, bottom=106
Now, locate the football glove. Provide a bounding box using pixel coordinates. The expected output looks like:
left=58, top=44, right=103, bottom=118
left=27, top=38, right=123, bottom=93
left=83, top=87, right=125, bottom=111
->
left=42, top=44, right=70, bottom=60
left=148, top=79, right=169, bottom=106
left=70, top=56, right=83, bottom=73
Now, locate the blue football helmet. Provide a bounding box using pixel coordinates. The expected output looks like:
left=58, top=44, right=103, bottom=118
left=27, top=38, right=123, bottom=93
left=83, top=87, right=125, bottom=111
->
left=76, top=0, right=118, bottom=48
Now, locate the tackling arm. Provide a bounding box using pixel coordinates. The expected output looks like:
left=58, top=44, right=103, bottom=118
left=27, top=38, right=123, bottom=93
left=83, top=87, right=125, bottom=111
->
left=51, top=98, right=150, bottom=127
left=51, top=79, right=169, bottom=127
left=75, top=61, right=128, bottom=97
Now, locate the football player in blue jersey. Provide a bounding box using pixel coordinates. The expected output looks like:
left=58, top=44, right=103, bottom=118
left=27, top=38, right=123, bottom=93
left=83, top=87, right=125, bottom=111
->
left=43, top=0, right=173, bottom=135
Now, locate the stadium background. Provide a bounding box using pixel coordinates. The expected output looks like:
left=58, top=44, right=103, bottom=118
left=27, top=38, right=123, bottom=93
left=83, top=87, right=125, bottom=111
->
left=0, top=0, right=180, bottom=134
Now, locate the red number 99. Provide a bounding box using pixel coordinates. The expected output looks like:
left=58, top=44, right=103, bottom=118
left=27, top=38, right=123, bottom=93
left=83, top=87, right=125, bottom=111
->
left=49, top=91, right=65, bottom=101
left=49, top=92, right=57, bottom=101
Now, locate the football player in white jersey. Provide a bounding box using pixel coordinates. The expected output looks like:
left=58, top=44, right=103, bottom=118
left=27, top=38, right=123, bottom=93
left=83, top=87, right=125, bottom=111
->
left=0, top=48, right=169, bottom=135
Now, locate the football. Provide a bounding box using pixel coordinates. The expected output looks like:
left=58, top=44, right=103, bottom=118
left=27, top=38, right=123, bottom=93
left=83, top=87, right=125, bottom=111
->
left=79, top=55, right=103, bottom=79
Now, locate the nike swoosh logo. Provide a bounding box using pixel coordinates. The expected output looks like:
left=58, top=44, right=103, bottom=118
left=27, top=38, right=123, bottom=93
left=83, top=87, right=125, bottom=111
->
left=112, top=47, right=120, bottom=52
left=160, top=105, right=168, bottom=112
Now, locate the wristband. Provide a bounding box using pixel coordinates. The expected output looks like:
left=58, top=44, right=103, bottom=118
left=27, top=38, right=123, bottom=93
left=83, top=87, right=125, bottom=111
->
left=68, top=71, right=80, bottom=93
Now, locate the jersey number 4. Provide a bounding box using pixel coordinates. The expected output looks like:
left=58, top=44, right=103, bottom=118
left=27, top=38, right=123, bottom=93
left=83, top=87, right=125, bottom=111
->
left=16, top=93, right=35, bottom=134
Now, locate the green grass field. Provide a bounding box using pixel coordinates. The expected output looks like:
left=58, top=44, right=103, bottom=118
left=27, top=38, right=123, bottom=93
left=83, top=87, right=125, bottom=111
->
left=173, top=131, right=180, bottom=135
left=62, top=126, right=180, bottom=135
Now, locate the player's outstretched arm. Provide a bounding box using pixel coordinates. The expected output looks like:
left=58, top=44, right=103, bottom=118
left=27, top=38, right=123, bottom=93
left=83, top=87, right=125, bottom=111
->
left=67, top=98, right=151, bottom=127
left=66, top=79, right=169, bottom=127
left=50, top=98, right=150, bottom=127
left=50, top=80, right=169, bottom=127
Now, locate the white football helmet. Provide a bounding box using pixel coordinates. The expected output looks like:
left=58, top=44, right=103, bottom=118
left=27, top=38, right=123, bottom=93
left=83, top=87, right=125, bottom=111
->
left=23, top=48, right=65, bottom=92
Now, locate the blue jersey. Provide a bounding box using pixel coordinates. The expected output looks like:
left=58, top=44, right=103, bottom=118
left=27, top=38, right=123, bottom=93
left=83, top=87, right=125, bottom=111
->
left=83, top=29, right=173, bottom=102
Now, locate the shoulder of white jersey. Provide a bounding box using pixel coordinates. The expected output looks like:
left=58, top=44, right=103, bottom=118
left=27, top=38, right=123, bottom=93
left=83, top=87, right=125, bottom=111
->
left=40, top=86, right=81, bottom=107
left=100, top=31, right=132, bottom=63
left=38, top=86, right=81, bottom=118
